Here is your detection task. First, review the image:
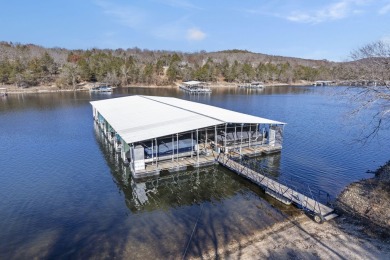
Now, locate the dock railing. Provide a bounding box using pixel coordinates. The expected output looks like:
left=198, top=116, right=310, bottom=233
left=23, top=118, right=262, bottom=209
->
left=216, top=151, right=337, bottom=223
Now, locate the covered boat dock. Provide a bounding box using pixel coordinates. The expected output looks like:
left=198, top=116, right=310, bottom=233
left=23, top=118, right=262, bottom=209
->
left=90, top=95, right=285, bottom=179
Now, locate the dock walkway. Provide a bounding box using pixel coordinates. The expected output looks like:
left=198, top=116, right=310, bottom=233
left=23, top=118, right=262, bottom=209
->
left=217, top=153, right=337, bottom=222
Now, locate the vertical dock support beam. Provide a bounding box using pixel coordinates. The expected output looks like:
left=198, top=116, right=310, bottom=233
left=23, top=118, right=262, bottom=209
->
left=196, top=129, right=199, bottom=166
left=215, top=125, right=217, bottom=152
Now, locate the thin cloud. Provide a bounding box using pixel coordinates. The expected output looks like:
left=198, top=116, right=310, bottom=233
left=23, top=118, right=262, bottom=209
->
left=379, top=3, right=390, bottom=14
left=381, top=35, right=390, bottom=44
left=152, top=24, right=182, bottom=40
left=187, top=28, right=206, bottom=41
left=287, top=0, right=368, bottom=24
left=156, top=0, right=201, bottom=10
left=95, top=0, right=145, bottom=28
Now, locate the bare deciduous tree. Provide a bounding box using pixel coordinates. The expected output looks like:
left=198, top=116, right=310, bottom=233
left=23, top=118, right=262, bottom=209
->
left=346, top=41, right=390, bottom=141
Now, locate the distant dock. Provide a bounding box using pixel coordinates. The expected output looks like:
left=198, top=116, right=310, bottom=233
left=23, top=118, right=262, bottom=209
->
left=179, top=81, right=212, bottom=94
left=313, top=81, right=333, bottom=86
left=238, top=81, right=264, bottom=89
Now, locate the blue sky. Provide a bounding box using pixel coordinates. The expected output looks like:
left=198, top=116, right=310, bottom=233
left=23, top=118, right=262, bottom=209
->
left=1, top=0, right=389, bottom=61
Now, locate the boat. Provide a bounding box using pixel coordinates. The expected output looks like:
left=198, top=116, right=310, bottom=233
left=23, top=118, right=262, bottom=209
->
left=179, top=81, right=212, bottom=94
left=90, top=84, right=113, bottom=92
left=238, top=81, right=264, bottom=89
left=0, top=87, right=8, bottom=97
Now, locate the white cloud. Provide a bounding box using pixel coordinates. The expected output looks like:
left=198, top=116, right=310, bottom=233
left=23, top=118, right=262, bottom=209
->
left=186, top=28, right=206, bottom=41
left=287, top=0, right=368, bottom=24
left=379, top=3, right=390, bottom=14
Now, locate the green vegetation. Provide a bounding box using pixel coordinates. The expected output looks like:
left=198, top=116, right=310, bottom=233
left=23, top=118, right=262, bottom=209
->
left=0, top=41, right=388, bottom=89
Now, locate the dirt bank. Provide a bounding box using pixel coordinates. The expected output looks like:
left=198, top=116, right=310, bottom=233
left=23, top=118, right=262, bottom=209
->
left=197, top=162, right=390, bottom=259
left=336, top=161, right=390, bottom=236
left=215, top=215, right=390, bottom=259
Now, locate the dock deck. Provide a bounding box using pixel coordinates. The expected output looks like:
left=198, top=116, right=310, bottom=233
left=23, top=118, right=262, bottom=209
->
left=132, top=144, right=283, bottom=179
left=217, top=153, right=337, bottom=222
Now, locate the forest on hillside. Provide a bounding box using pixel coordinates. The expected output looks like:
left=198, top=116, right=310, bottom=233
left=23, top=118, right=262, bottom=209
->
left=0, top=41, right=388, bottom=89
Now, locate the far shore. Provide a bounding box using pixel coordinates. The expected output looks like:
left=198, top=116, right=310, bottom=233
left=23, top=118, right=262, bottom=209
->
left=1, top=80, right=314, bottom=95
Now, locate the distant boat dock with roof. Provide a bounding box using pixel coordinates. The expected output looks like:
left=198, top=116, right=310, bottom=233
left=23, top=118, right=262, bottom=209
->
left=179, top=81, right=211, bottom=93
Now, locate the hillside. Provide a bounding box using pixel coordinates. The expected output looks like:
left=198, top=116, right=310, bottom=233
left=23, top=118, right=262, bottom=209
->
left=0, top=41, right=386, bottom=89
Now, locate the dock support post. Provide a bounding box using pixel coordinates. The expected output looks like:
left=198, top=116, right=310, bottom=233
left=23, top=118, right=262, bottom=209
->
left=177, top=133, right=179, bottom=163
left=172, top=135, right=174, bottom=162
left=224, top=123, right=227, bottom=149
left=155, top=138, right=158, bottom=168
left=151, top=139, right=154, bottom=165
left=205, top=128, right=208, bottom=151
left=240, top=124, right=243, bottom=156
left=130, top=143, right=134, bottom=171
left=249, top=124, right=251, bottom=148
left=256, top=124, right=259, bottom=153
left=234, top=124, right=237, bottom=148
left=121, top=138, right=125, bottom=161
left=215, top=125, right=217, bottom=152
left=196, top=129, right=199, bottom=166
left=191, top=132, right=193, bottom=158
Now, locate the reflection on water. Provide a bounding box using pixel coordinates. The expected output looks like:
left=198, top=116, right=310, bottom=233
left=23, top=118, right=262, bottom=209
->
left=94, top=121, right=288, bottom=214
left=1, top=86, right=389, bottom=258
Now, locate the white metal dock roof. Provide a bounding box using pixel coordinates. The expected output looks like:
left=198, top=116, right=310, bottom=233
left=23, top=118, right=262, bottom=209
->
left=90, top=95, right=285, bottom=144
left=182, top=81, right=203, bottom=85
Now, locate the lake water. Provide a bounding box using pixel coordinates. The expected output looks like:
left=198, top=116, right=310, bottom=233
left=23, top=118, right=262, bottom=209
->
left=1, top=86, right=389, bottom=259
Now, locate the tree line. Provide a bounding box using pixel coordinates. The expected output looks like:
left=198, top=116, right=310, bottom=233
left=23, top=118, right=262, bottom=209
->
left=0, top=41, right=388, bottom=89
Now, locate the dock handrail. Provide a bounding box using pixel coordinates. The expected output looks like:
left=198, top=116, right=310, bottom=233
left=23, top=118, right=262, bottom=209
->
left=216, top=152, right=336, bottom=222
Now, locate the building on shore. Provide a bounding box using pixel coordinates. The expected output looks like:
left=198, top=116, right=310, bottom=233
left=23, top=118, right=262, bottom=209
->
left=90, top=95, right=285, bottom=179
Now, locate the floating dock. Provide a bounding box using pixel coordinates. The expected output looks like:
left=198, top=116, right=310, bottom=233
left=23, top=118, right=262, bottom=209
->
left=313, top=81, right=333, bottom=86
left=238, top=81, right=264, bottom=89
left=90, top=95, right=285, bottom=179
left=179, top=81, right=212, bottom=93
left=91, top=95, right=336, bottom=223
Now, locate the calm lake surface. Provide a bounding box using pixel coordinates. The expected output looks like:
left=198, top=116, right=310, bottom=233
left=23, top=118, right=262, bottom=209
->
left=1, top=86, right=389, bottom=259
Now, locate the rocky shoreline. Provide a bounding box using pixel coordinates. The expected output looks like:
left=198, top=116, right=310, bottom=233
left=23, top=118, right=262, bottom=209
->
left=336, top=161, right=390, bottom=238
left=207, top=162, right=390, bottom=259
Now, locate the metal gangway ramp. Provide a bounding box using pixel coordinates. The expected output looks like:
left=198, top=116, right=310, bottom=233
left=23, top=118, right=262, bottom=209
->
left=217, top=153, right=337, bottom=223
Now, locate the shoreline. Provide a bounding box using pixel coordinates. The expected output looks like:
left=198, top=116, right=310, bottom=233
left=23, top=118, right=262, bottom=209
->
left=209, top=213, right=390, bottom=259
left=1, top=80, right=313, bottom=95
left=206, top=162, right=390, bottom=259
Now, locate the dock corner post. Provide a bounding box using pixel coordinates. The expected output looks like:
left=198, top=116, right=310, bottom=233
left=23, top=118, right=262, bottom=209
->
left=214, top=125, right=217, bottom=153
left=151, top=139, right=154, bottom=165
left=155, top=138, right=158, bottom=168
left=234, top=124, right=237, bottom=148
left=249, top=124, right=251, bottom=148
left=176, top=133, right=179, bottom=163
left=240, top=123, right=243, bottom=156
left=224, top=123, right=227, bottom=149
left=205, top=128, right=208, bottom=150
left=129, top=143, right=134, bottom=172
left=172, top=134, right=174, bottom=162
left=191, top=131, right=194, bottom=158
left=196, top=129, right=199, bottom=166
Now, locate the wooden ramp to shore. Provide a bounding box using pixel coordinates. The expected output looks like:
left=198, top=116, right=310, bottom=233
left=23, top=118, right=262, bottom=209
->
left=217, top=153, right=337, bottom=223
